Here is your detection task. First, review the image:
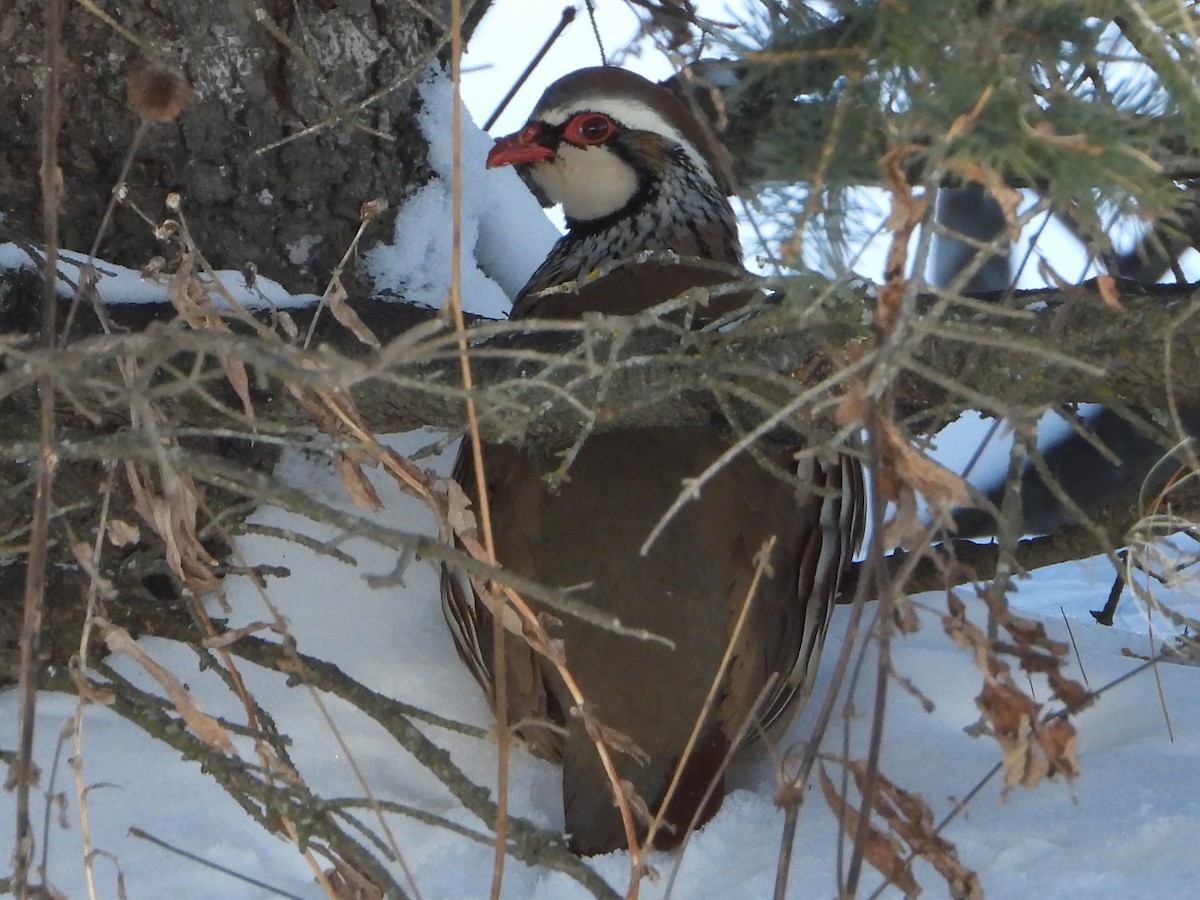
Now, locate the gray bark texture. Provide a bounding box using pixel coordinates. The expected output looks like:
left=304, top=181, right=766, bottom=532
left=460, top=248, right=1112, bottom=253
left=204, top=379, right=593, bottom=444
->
left=0, top=0, right=486, bottom=294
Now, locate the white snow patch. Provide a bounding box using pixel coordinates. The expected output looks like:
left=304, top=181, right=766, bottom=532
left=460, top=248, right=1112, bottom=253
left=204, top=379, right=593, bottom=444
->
left=4, top=428, right=1199, bottom=899
left=0, top=243, right=319, bottom=309
left=366, top=67, right=558, bottom=317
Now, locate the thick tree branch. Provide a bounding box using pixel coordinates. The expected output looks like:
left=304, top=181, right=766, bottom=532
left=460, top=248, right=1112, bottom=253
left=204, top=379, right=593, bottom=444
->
left=855, top=474, right=1200, bottom=599
left=4, top=264, right=1198, bottom=639
left=3, top=268, right=1199, bottom=451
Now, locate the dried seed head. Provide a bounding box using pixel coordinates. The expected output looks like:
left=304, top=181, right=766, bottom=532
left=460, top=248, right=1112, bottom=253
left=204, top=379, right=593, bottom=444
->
left=127, top=63, right=194, bottom=123
left=141, top=256, right=167, bottom=280
left=360, top=198, right=388, bottom=220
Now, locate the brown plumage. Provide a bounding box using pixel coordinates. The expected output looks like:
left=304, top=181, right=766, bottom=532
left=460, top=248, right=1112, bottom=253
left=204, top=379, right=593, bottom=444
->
left=442, top=66, right=864, bottom=856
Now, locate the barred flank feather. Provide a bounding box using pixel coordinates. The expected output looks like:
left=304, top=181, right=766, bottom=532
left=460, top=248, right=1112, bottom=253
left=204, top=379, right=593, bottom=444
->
left=754, top=452, right=867, bottom=745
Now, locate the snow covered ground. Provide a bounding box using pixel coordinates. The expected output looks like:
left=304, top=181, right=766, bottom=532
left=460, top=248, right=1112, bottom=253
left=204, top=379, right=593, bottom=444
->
left=4, top=9, right=1200, bottom=899
left=3, top=425, right=1198, bottom=899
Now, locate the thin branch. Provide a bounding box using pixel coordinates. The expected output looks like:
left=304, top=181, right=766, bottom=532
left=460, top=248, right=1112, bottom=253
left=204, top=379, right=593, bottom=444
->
left=11, top=4, right=64, bottom=894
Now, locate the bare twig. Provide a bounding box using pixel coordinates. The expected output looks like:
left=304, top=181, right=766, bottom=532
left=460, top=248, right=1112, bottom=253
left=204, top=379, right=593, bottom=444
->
left=483, top=7, right=577, bottom=131
left=11, top=4, right=64, bottom=894
left=446, top=6, right=513, bottom=896
left=127, top=827, right=308, bottom=900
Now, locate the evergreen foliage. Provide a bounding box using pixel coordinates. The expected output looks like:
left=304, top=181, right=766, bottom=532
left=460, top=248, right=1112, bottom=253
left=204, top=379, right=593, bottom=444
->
left=708, top=2, right=1199, bottom=270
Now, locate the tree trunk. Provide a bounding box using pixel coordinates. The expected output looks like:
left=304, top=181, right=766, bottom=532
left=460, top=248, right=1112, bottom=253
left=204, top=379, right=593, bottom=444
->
left=0, top=0, right=488, bottom=294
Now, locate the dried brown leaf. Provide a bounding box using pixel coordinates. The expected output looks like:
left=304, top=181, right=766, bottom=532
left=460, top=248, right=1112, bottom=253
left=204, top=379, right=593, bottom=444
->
left=220, top=353, right=257, bottom=422
left=68, top=540, right=116, bottom=600
left=96, top=619, right=234, bottom=754
left=983, top=171, right=1023, bottom=241
left=845, top=760, right=981, bottom=898
left=819, top=766, right=920, bottom=896
left=335, top=454, right=384, bottom=512
left=277, top=309, right=299, bottom=340
left=68, top=656, right=116, bottom=706
left=619, top=778, right=654, bottom=828
left=326, top=278, right=382, bottom=349
left=578, top=706, right=651, bottom=765
left=835, top=380, right=871, bottom=429
left=876, top=143, right=930, bottom=335
left=202, top=621, right=275, bottom=649
left=445, top=478, right=478, bottom=538
left=977, top=681, right=1045, bottom=788
left=945, top=86, right=994, bottom=140
left=1096, top=274, right=1124, bottom=312
left=882, top=487, right=926, bottom=549
left=124, top=462, right=221, bottom=596
left=163, top=256, right=258, bottom=420
left=848, top=761, right=932, bottom=832
left=106, top=518, right=140, bottom=547
left=944, top=593, right=1001, bottom=682
left=1048, top=673, right=1091, bottom=712
left=1036, top=717, right=1080, bottom=780
left=880, top=420, right=970, bottom=512
left=1010, top=648, right=1064, bottom=675
left=893, top=594, right=921, bottom=634
left=947, top=593, right=1083, bottom=791
left=323, top=852, right=386, bottom=900
left=456, top=565, right=529, bottom=641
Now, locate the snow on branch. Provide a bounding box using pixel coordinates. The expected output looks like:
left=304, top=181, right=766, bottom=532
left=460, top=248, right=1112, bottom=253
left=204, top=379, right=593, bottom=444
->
left=2, top=267, right=1198, bottom=449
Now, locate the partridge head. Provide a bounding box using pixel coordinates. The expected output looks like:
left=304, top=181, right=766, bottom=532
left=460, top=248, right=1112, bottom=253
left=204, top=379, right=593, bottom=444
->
left=486, top=66, right=741, bottom=306
left=443, top=66, right=864, bottom=857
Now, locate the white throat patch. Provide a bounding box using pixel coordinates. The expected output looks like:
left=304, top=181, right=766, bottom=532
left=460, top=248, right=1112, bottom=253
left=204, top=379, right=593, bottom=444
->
left=529, top=144, right=639, bottom=221
left=528, top=95, right=715, bottom=223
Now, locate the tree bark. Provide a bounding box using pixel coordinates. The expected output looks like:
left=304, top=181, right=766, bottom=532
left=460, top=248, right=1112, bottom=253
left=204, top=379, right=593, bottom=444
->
left=0, top=0, right=491, bottom=295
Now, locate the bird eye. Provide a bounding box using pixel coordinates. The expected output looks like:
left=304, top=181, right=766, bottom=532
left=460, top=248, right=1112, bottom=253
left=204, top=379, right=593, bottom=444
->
left=564, top=113, right=615, bottom=146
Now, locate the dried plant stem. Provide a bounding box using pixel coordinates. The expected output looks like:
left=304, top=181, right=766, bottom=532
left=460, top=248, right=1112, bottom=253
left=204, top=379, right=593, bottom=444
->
left=662, top=676, right=780, bottom=900
left=303, top=200, right=388, bottom=349
left=69, top=462, right=117, bottom=900
left=252, top=44, right=444, bottom=156
left=127, top=827, right=307, bottom=899
left=74, top=0, right=160, bottom=58
left=844, top=424, right=895, bottom=896
left=190, top=571, right=348, bottom=899
left=483, top=6, right=577, bottom=130
left=492, top=585, right=643, bottom=892
left=305, top=397, right=643, bottom=888
left=445, top=6, right=512, bottom=897
left=771, top=554, right=878, bottom=900
left=12, top=4, right=64, bottom=895
left=60, top=118, right=147, bottom=344
left=220, top=636, right=617, bottom=898
left=643, top=537, right=775, bottom=851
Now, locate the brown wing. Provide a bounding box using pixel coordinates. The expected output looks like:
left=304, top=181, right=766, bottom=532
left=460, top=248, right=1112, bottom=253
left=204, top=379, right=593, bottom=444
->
left=440, top=441, right=564, bottom=763
left=740, top=450, right=866, bottom=750
left=510, top=255, right=760, bottom=320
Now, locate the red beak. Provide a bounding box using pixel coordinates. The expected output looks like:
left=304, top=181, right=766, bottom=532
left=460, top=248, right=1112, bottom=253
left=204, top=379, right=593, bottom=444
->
left=486, top=123, right=556, bottom=168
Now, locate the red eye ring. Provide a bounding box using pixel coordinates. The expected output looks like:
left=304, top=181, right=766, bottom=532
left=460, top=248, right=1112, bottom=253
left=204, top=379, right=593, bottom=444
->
left=563, top=113, right=616, bottom=146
